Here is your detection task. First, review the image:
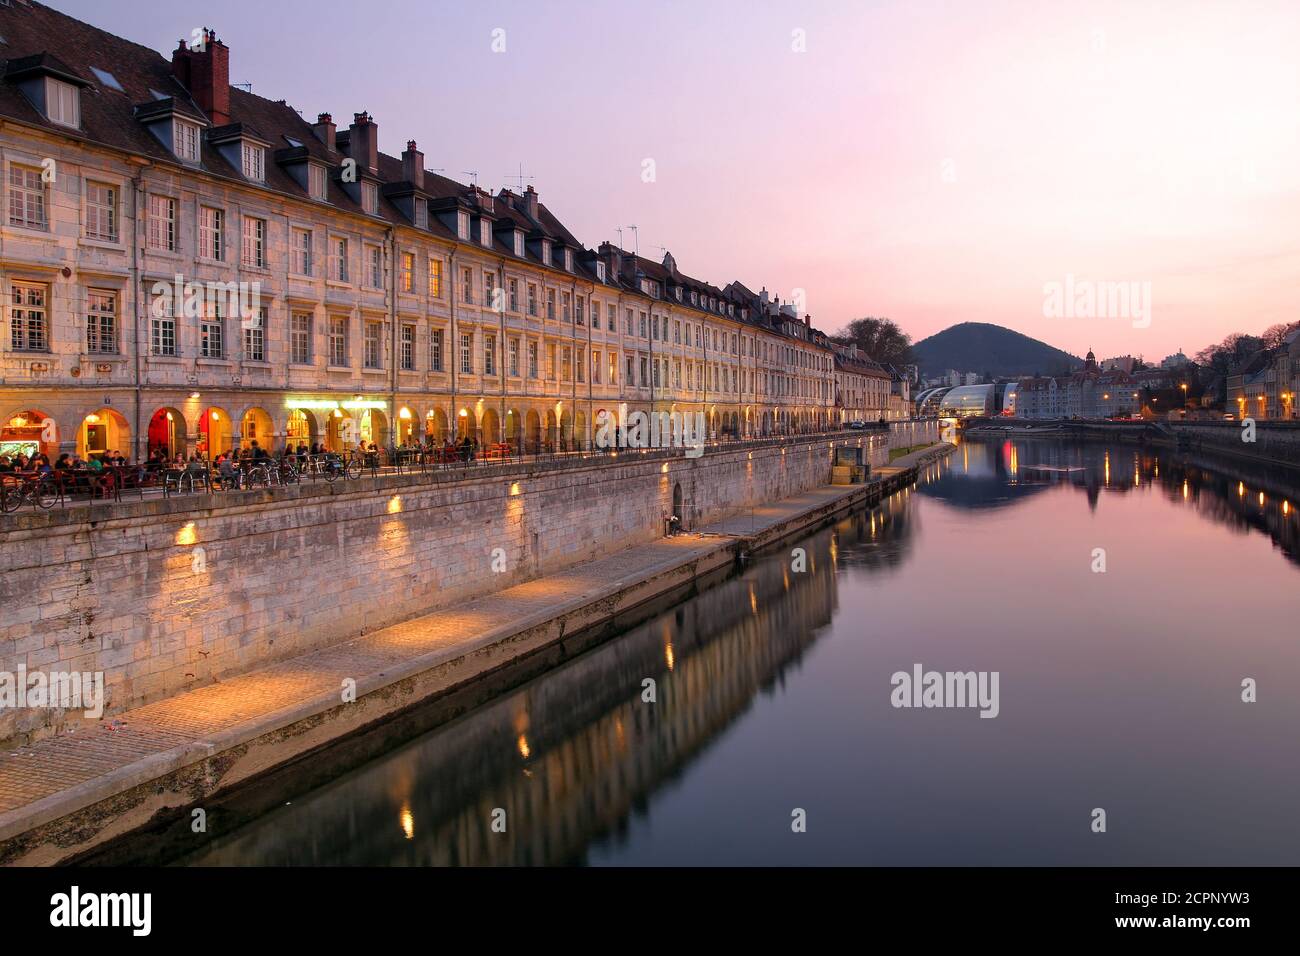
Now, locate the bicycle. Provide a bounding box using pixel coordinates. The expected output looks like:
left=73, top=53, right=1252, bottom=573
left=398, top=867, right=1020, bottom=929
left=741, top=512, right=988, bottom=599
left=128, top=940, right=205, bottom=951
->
left=0, top=473, right=60, bottom=513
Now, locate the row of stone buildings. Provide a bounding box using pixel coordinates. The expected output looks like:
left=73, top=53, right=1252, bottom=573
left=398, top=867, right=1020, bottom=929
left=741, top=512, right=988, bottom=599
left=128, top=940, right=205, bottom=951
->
left=0, top=2, right=902, bottom=463
left=1015, top=350, right=1185, bottom=419
left=1226, top=330, right=1299, bottom=421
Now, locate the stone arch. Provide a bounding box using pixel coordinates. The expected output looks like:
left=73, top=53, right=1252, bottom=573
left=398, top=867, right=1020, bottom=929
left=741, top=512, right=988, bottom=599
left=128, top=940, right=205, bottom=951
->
left=198, top=407, right=233, bottom=458
left=146, top=407, right=186, bottom=458
left=425, top=408, right=449, bottom=444
left=480, top=407, right=501, bottom=447
left=395, top=406, right=418, bottom=445
left=525, top=409, right=542, bottom=454
left=3, top=406, right=60, bottom=460
left=285, top=408, right=318, bottom=449
left=239, top=406, right=275, bottom=453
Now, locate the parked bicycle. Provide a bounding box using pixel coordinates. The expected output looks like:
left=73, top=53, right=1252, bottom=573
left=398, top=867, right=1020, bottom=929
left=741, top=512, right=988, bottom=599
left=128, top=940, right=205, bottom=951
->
left=0, top=473, right=60, bottom=513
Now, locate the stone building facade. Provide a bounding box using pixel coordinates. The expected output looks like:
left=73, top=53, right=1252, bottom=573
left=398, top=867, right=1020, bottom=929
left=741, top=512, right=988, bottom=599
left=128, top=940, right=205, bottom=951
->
left=0, top=4, right=840, bottom=464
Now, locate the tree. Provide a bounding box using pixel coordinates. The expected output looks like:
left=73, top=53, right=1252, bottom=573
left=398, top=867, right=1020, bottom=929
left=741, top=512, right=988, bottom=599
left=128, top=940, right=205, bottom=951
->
left=1261, top=321, right=1300, bottom=349
left=832, top=317, right=914, bottom=365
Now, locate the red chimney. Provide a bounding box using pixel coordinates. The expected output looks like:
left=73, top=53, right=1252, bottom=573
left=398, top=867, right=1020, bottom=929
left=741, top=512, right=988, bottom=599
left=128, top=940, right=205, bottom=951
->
left=402, top=140, right=424, bottom=189
left=348, top=112, right=378, bottom=174
left=171, top=29, right=229, bottom=125
left=312, top=112, right=336, bottom=152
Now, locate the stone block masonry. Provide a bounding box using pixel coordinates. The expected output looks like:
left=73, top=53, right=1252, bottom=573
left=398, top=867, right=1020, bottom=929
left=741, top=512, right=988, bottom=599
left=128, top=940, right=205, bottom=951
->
left=0, top=436, right=845, bottom=746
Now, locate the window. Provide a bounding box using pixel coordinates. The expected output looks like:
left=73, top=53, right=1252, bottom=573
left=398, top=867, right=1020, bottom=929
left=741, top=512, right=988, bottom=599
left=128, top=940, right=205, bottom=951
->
left=241, top=142, right=265, bottom=181
left=150, top=293, right=175, bottom=356
left=597, top=262, right=607, bottom=282
left=199, top=206, right=223, bottom=259
left=527, top=340, right=538, bottom=378
left=430, top=328, right=444, bottom=371
left=483, top=271, right=497, bottom=311
left=592, top=349, right=601, bottom=384
left=457, top=210, right=470, bottom=240
left=607, top=304, right=615, bottom=329
left=46, top=77, right=80, bottom=127
left=172, top=119, right=200, bottom=162
left=562, top=346, right=572, bottom=381
left=625, top=309, right=633, bottom=335
left=368, top=246, right=382, bottom=288
left=576, top=295, right=585, bottom=326
left=147, top=195, right=175, bottom=251
left=331, top=237, right=349, bottom=282
left=479, top=219, right=492, bottom=248
left=428, top=258, right=442, bottom=298
left=401, top=325, right=415, bottom=370
left=640, top=356, right=648, bottom=386
left=527, top=283, right=537, bottom=317
left=513, top=231, right=524, bottom=256
left=86, top=290, right=117, bottom=354
left=546, top=289, right=555, bottom=320
left=639, top=312, right=647, bottom=338
left=608, top=352, right=617, bottom=384
left=244, top=307, right=266, bottom=361
left=364, top=320, right=382, bottom=368
left=200, top=299, right=224, bottom=358
left=562, top=291, right=571, bottom=322
left=8, top=165, right=46, bottom=229
left=401, top=252, right=414, bottom=292
left=541, top=240, right=551, bottom=266
left=508, top=279, right=519, bottom=313
left=460, top=332, right=473, bottom=374
left=592, top=301, right=600, bottom=327
left=461, top=267, right=473, bottom=303
left=626, top=355, right=635, bottom=385
left=564, top=249, right=574, bottom=272
left=484, top=333, right=496, bottom=375
left=547, top=343, right=556, bottom=380
left=361, top=181, right=378, bottom=215
left=241, top=216, right=265, bottom=268
left=290, top=312, right=312, bottom=364
left=509, top=337, right=519, bottom=376
left=308, top=163, right=327, bottom=201
left=329, top=316, right=348, bottom=366
left=288, top=228, right=308, bottom=277
left=85, top=182, right=117, bottom=241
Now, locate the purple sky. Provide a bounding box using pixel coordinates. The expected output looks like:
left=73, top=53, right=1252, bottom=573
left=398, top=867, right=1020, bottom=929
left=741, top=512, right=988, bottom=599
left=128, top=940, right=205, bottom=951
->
left=57, top=0, right=1300, bottom=361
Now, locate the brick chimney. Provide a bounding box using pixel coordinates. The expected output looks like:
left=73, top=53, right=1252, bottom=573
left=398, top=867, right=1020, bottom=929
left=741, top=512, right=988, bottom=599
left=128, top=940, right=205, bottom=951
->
left=522, top=184, right=539, bottom=220
left=599, top=241, right=623, bottom=281
left=401, top=141, right=424, bottom=189
left=171, top=29, right=229, bottom=126
left=312, top=112, right=336, bottom=152
left=348, top=112, right=378, bottom=174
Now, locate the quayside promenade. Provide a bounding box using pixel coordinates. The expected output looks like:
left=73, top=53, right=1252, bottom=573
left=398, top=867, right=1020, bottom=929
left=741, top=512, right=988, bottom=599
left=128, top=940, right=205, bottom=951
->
left=0, top=442, right=952, bottom=865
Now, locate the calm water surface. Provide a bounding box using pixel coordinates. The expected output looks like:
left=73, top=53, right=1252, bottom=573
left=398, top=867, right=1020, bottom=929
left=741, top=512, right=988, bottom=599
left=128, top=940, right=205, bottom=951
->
left=157, top=438, right=1300, bottom=865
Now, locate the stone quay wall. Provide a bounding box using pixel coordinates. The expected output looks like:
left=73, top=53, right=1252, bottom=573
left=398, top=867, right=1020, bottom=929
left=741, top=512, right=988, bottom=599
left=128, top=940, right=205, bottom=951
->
left=0, top=435, right=848, bottom=745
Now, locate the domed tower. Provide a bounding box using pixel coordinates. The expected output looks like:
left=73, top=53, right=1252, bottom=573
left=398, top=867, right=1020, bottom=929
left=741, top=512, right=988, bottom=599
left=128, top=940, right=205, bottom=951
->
left=1084, top=348, right=1098, bottom=372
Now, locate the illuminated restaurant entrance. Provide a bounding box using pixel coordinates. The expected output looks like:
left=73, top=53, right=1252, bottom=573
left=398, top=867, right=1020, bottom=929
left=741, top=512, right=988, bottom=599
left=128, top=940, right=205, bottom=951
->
left=1, top=409, right=54, bottom=460
left=147, top=408, right=183, bottom=458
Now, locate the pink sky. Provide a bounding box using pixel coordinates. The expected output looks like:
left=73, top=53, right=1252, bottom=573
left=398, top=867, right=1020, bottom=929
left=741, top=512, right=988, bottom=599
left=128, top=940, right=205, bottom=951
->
left=62, top=0, right=1300, bottom=361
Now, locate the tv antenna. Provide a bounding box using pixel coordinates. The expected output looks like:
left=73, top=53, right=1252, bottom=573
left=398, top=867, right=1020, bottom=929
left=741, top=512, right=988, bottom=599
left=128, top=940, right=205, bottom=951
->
left=462, top=170, right=479, bottom=186
left=505, top=163, right=534, bottom=193
left=626, top=224, right=639, bottom=256
left=615, top=227, right=624, bottom=249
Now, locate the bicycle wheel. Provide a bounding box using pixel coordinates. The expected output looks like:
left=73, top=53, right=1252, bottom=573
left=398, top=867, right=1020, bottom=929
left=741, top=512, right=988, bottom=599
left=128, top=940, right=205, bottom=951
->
left=35, top=477, right=59, bottom=509
left=0, top=481, right=18, bottom=514
left=247, top=466, right=268, bottom=488
left=179, top=472, right=195, bottom=494
left=345, top=457, right=363, bottom=480
left=323, top=461, right=339, bottom=483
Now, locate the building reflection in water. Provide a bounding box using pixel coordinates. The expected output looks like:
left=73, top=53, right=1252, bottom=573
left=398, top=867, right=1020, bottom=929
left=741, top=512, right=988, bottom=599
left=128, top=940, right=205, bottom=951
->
left=922, top=437, right=1300, bottom=566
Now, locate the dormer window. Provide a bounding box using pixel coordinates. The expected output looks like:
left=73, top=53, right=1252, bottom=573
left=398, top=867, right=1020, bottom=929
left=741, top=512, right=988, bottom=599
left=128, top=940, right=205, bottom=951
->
left=457, top=210, right=470, bottom=240
left=690, top=291, right=698, bottom=306
left=541, top=240, right=552, bottom=266
left=479, top=219, right=492, bottom=248
left=564, top=249, right=574, bottom=272
left=46, top=77, right=80, bottom=127
left=241, top=142, right=265, bottom=181
left=675, top=287, right=682, bottom=302
left=307, top=163, right=327, bottom=201
left=415, top=201, right=428, bottom=229
left=173, top=118, right=200, bottom=161
left=596, top=261, right=607, bottom=282
left=513, top=231, right=524, bottom=256
left=362, top=181, right=378, bottom=215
